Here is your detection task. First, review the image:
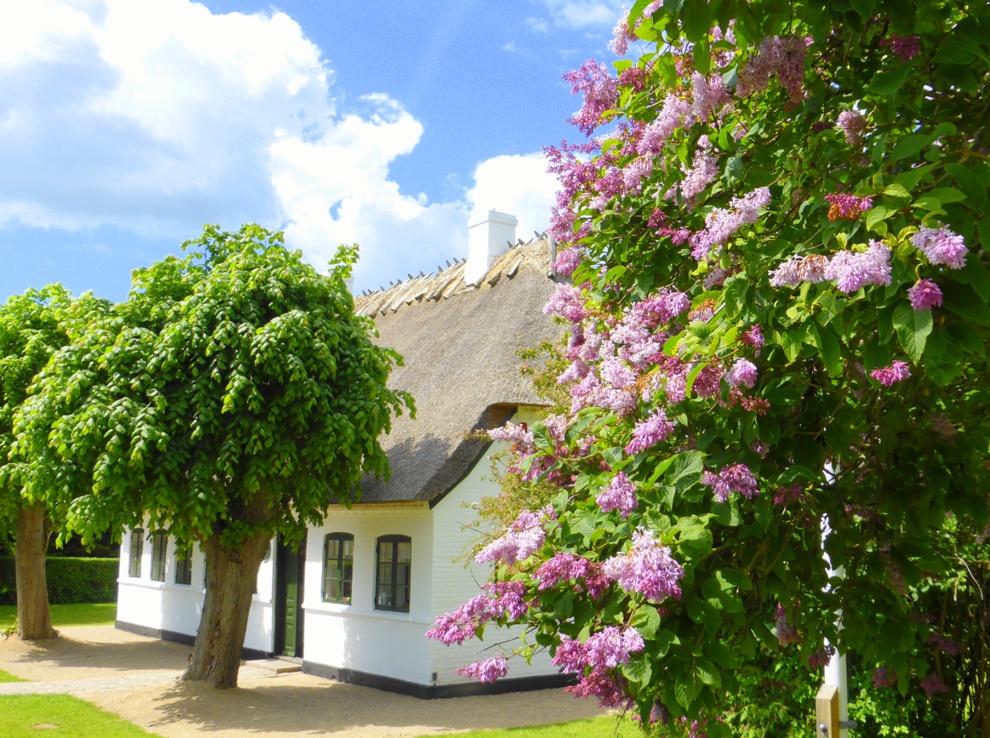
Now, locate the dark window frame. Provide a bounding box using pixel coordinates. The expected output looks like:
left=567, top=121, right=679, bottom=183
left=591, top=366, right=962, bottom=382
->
left=128, top=528, right=144, bottom=579
left=150, top=531, right=168, bottom=582
left=374, top=535, right=411, bottom=613
left=322, top=533, right=354, bottom=604
left=174, top=545, right=193, bottom=586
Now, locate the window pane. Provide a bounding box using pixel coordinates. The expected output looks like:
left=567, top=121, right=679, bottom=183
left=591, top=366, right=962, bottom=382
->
left=174, top=546, right=192, bottom=585
left=397, top=541, right=411, bottom=563
left=129, top=529, right=144, bottom=578
left=378, top=541, right=393, bottom=562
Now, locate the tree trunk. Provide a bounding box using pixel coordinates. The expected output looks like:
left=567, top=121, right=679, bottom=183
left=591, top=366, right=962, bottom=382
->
left=15, top=504, right=54, bottom=640
left=183, top=530, right=272, bottom=688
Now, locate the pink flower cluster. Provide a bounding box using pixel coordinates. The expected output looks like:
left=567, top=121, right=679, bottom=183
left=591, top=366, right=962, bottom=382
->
left=873, top=665, right=897, bottom=688
left=911, top=226, right=967, bottom=269
left=426, top=581, right=531, bottom=646
left=870, top=360, right=910, bottom=386
left=564, top=60, right=619, bottom=136
left=769, top=254, right=829, bottom=287
left=636, top=94, right=693, bottom=156
left=553, top=626, right=645, bottom=707
left=602, top=528, right=685, bottom=601
left=908, top=279, right=943, bottom=311
left=553, top=247, right=583, bottom=276
left=825, top=192, right=872, bottom=221
left=544, top=283, right=588, bottom=322
left=725, top=358, right=758, bottom=389
left=736, top=35, right=808, bottom=105
left=678, top=139, right=720, bottom=205
left=824, top=242, right=891, bottom=293
left=881, top=35, right=921, bottom=62
left=690, top=187, right=772, bottom=260
left=920, top=672, right=949, bottom=699
left=534, top=552, right=609, bottom=598
left=837, top=110, right=866, bottom=147
left=597, top=472, right=639, bottom=517
left=625, top=408, right=675, bottom=454
left=476, top=509, right=548, bottom=565
left=456, top=656, right=508, bottom=683
left=691, top=72, right=732, bottom=122
left=775, top=603, right=800, bottom=645
left=702, top=463, right=759, bottom=502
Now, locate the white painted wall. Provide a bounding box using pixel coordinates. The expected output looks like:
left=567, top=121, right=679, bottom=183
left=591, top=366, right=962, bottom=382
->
left=117, top=527, right=276, bottom=654
left=303, top=504, right=434, bottom=685
left=428, top=406, right=557, bottom=686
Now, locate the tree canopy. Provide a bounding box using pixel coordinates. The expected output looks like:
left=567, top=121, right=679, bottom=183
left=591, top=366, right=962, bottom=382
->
left=430, top=1, right=990, bottom=734
left=12, top=224, right=411, bottom=683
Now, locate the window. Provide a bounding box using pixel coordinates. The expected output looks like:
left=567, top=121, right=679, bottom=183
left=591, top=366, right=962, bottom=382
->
left=128, top=528, right=144, bottom=578
left=150, top=531, right=168, bottom=582
left=174, top=545, right=192, bottom=585
left=375, top=535, right=411, bottom=613
left=323, top=533, right=354, bottom=604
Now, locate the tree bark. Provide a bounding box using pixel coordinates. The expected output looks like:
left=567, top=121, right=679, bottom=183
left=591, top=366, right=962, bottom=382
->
left=183, top=529, right=272, bottom=688
left=15, top=504, right=54, bottom=640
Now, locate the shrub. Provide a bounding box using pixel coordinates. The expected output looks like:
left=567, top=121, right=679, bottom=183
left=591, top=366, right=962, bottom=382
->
left=0, top=556, right=118, bottom=605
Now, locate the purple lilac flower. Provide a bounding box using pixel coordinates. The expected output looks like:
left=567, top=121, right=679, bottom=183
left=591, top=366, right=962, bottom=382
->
left=456, top=656, right=508, bottom=683
left=911, top=226, right=967, bottom=269
left=742, top=325, right=765, bottom=350
left=873, top=666, right=897, bottom=688
left=775, top=604, right=801, bottom=645
left=553, top=626, right=645, bottom=674
left=691, top=72, right=732, bottom=122
left=609, top=18, right=636, bottom=56
left=597, top=472, right=639, bottom=517
left=535, top=553, right=596, bottom=590
left=725, top=358, right=758, bottom=389
left=636, top=94, right=693, bottom=155
left=736, top=35, right=808, bottom=105
left=602, top=528, right=685, bottom=601
left=824, top=242, right=891, bottom=293
left=600, top=358, right=637, bottom=390
left=625, top=409, right=675, bottom=454
left=881, top=35, right=921, bottom=62
left=908, top=279, right=943, bottom=311
left=476, top=509, right=547, bottom=565
left=825, top=193, right=873, bottom=221
left=770, top=255, right=830, bottom=287
left=920, top=673, right=949, bottom=699
left=488, top=423, right=535, bottom=454
left=426, top=581, right=529, bottom=646
left=630, top=290, right=690, bottom=328
left=837, top=110, right=867, bottom=147
left=564, top=668, right=633, bottom=708
left=564, top=60, right=618, bottom=135
left=692, top=362, right=723, bottom=398
left=691, top=187, right=772, bottom=259
left=544, top=283, right=587, bottom=323
left=702, top=463, right=760, bottom=502
left=553, top=247, right=582, bottom=276
left=808, top=645, right=836, bottom=669
left=870, top=360, right=911, bottom=386
left=679, top=139, right=719, bottom=203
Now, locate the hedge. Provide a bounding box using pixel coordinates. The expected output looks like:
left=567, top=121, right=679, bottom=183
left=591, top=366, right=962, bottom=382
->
left=0, top=556, right=118, bottom=605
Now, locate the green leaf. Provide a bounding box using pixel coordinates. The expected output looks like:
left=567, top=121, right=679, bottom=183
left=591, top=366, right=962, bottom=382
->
left=865, top=205, right=891, bottom=232
left=883, top=183, right=911, bottom=198
left=890, top=134, right=932, bottom=163
left=682, top=0, right=712, bottom=41
left=926, top=187, right=967, bottom=204
left=808, top=325, right=842, bottom=377
left=892, top=302, right=933, bottom=362
left=694, top=656, right=721, bottom=687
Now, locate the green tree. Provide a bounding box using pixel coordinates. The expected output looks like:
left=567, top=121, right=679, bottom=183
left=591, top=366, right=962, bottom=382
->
left=431, top=2, right=990, bottom=735
left=0, top=285, right=102, bottom=639
left=14, top=225, right=411, bottom=686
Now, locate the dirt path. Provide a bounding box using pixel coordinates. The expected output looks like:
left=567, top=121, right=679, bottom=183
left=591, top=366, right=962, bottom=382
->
left=0, top=626, right=608, bottom=737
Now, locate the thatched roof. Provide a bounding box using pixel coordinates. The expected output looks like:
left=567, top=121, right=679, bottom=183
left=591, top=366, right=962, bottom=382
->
left=353, top=237, right=564, bottom=505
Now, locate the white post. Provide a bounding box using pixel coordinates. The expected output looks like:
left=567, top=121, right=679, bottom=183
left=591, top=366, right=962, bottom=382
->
left=821, top=513, right=849, bottom=738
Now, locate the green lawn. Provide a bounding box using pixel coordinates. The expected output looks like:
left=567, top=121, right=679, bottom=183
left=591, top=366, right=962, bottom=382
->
left=0, top=602, right=116, bottom=632
left=0, top=695, right=163, bottom=737
left=0, top=669, right=26, bottom=683
left=414, top=716, right=628, bottom=738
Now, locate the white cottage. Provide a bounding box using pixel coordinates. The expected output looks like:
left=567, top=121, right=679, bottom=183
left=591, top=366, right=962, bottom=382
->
left=116, top=212, right=568, bottom=697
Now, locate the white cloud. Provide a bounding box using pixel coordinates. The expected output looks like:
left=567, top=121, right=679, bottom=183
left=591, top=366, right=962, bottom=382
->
left=466, top=153, right=558, bottom=242
left=525, top=17, right=550, bottom=34
left=535, top=0, right=625, bottom=30
left=0, top=0, right=561, bottom=295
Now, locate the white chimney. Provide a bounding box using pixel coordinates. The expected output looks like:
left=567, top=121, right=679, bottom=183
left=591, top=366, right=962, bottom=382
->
left=465, top=210, right=517, bottom=284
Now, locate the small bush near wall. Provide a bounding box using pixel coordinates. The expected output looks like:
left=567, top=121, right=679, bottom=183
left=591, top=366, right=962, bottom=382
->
left=0, top=557, right=118, bottom=605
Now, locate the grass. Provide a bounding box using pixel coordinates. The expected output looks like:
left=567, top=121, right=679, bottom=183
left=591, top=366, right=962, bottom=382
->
left=0, top=695, right=163, bottom=737
left=0, top=602, right=116, bottom=632
left=0, top=669, right=26, bottom=683
left=414, top=715, right=629, bottom=738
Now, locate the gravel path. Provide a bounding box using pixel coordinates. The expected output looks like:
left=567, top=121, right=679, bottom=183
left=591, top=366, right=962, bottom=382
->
left=0, top=625, right=608, bottom=737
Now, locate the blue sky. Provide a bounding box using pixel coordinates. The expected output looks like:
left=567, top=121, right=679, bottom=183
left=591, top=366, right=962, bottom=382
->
left=1, top=0, right=628, bottom=302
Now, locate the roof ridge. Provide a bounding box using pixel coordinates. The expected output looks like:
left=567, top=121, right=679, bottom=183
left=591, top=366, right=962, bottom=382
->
left=354, top=234, right=552, bottom=317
